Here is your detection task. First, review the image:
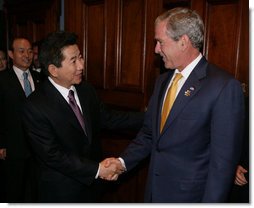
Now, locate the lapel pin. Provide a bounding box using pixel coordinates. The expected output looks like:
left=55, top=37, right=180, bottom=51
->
left=184, top=90, right=191, bottom=96
left=184, top=86, right=195, bottom=96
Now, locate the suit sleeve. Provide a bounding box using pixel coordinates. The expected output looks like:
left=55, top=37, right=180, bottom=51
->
left=100, top=102, right=144, bottom=130
left=202, top=79, right=245, bottom=202
left=22, top=99, right=99, bottom=186
left=119, top=76, right=164, bottom=171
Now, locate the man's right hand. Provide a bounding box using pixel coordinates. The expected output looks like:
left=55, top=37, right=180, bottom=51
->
left=98, top=157, right=125, bottom=181
left=234, top=165, right=248, bottom=186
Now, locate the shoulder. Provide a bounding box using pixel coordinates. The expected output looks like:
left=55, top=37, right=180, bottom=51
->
left=0, top=68, right=13, bottom=79
left=30, top=69, right=40, bottom=77
left=76, top=81, right=97, bottom=96
left=27, top=80, right=50, bottom=103
left=0, top=69, right=17, bottom=89
left=200, top=63, right=243, bottom=99
left=206, top=63, right=241, bottom=86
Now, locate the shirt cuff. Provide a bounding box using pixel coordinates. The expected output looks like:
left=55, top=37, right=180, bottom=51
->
left=118, top=157, right=127, bottom=171
left=95, top=163, right=100, bottom=179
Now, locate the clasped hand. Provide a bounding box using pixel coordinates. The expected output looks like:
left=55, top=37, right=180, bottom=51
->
left=98, top=157, right=125, bottom=181
left=234, top=165, right=248, bottom=186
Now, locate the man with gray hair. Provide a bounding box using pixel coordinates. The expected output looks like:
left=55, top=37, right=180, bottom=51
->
left=104, top=7, right=245, bottom=203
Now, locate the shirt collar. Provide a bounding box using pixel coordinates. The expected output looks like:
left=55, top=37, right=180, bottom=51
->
left=13, top=65, right=30, bottom=80
left=175, top=53, right=202, bottom=79
left=48, top=77, right=76, bottom=100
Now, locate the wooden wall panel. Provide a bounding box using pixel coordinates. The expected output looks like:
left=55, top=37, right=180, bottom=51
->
left=193, top=0, right=249, bottom=95
left=5, top=0, right=60, bottom=43
left=64, top=0, right=84, bottom=52
left=104, top=0, right=118, bottom=89
left=80, top=0, right=149, bottom=110
left=235, top=0, right=249, bottom=94
left=32, top=22, right=47, bottom=41
left=117, top=0, right=145, bottom=91
left=86, top=3, right=105, bottom=88
left=143, top=0, right=162, bottom=105
left=204, top=1, right=241, bottom=77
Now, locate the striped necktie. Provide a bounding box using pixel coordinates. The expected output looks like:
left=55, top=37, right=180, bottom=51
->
left=68, top=90, right=87, bottom=134
left=23, top=72, right=32, bottom=97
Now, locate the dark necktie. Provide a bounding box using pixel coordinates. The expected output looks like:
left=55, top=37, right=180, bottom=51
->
left=68, top=90, right=86, bottom=134
left=23, top=72, right=32, bottom=97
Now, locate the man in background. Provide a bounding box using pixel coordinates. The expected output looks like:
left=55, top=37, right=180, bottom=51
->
left=0, top=49, right=7, bottom=71
left=31, top=40, right=46, bottom=81
left=0, top=37, right=42, bottom=202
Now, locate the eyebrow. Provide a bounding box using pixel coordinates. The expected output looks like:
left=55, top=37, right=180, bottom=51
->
left=69, top=55, right=77, bottom=61
left=15, top=47, right=33, bottom=50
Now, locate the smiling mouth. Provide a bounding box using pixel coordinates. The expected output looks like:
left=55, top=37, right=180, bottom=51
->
left=76, top=73, right=83, bottom=77
left=23, top=59, right=31, bottom=64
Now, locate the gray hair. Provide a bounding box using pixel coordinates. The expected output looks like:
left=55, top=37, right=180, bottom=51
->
left=155, top=7, right=204, bottom=50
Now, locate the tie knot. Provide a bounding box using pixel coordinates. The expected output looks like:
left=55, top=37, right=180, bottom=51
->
left=23, top=72, right=29, bottom=79
left=69, top=90, right=74, bottom=96
left=68, top=90, right=75, bottom=100
left=174, top=73, right=183, bottom=82
left=173, top=73, right=182, bottom=83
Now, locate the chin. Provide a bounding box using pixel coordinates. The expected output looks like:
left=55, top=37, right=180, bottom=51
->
left=164, top=63, right=170, bottom=69
left=164, top=63, right=175, bottom=70
left=75, top=78, right=83, bottom=84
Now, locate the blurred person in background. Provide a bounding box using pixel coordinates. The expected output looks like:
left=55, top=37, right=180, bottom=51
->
left=0, top=37, right=42, bottom=202
left=0, top=49, right=7, bottom=71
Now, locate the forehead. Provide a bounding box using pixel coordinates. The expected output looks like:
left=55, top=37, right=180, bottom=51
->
left=62, top=44, right=80, bottom=58
left=155, top=21, right=168, bottom=38
left=13, top=39, right=32, bottom=48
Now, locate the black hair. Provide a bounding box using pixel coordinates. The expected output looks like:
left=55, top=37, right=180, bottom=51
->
left=39, top=31, right=78, bottom=76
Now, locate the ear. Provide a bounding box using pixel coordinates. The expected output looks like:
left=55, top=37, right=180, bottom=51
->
left=8, top=50, right=14, bottom=59
left=48, top=64, right=58, bottom=77
left=179, top=34, right=190, bottom=51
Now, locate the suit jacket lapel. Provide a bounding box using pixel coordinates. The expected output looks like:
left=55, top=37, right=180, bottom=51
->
left=9, top=68, right=27, bottom=98
left=160, top=57, right=208, bottom=135
left=76, top=85, right=92, bottom=143
left=156, top=71, right=175, bottom=137
left=10, top=68, right=41, bottom=97
left=44, top=80, right=88, bottom=139
left=30, top=70, right=41, bottom=89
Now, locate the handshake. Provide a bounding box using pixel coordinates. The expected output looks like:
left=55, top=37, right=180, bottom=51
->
left=98, top=157, right=126, bottom=181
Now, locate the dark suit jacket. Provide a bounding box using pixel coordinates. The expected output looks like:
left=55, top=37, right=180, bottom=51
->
left=21, top=79, right=143, bottom=202
left=228, top=96, right=249, bottom=203
left=0, top=68, right=41, bottom=160
left=121, top=57, right=245, bottom=203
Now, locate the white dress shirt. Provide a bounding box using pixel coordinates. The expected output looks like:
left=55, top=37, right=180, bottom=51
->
left=13, top=66, right=35, bottom=92
left=48, top=77, right=83, bottom=113
left=120, top=53, right=203, bottom=171
left=161, top=53, right=202, bottom=106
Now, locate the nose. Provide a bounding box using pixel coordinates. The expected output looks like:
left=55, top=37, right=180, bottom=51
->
left=155, top=42, right=161, bottom=54
left=77, top=58, right=84, bottom=70
left=24, top=50, right=30, bottom=58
